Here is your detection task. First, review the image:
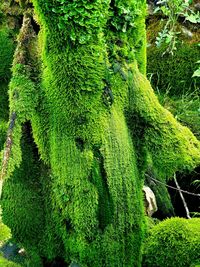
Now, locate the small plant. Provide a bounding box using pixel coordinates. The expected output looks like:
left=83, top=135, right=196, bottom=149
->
left=154, top=0, right=200, bottom=55
left=193, top=60, right=200, bottom=78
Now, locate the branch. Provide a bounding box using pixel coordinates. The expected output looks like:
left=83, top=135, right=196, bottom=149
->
left=174, top=173, right=191, bottom=219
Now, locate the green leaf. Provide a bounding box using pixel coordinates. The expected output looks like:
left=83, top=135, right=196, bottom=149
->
left=192, top=69, right=200, bottom=78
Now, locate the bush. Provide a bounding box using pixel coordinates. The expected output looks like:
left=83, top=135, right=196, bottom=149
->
left=143, top=217, right=200, bottom=267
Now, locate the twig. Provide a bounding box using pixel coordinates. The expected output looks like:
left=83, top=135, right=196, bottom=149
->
left=145, top=174, right=200, bottom=197
left=174, top=173, right=191, bottom=219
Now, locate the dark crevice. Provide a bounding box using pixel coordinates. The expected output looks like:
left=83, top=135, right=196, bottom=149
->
left=75, top=137, right=85, bottom=152
left=168, top=168, right=200, bottom=218
left=89, top=146, right=114, bottom=231
left=31, top=17, right=40, bottom=35
left=43, top=257, right=68, bottom=267
left=18, top=15, right=24, bottom=28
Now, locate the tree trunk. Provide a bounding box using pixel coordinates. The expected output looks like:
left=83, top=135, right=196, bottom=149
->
left=1, top=1, right=200, bottom=266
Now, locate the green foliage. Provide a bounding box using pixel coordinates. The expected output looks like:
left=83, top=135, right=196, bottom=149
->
left=159, top=91, right=200, bottom=139
left=147, top=43, right=200, bottom=95
left=193, top=59, right=200, bottom=78
left=143, top=217, right=200, bottom=267
left=36, top=0, right=110, bottom=44
left=154, top=0, right=200, bottom=54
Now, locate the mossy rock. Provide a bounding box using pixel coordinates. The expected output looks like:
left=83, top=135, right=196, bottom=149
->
left=143, top=217, right=200, bottom=267
left=147, top=43, right=200, bottom=96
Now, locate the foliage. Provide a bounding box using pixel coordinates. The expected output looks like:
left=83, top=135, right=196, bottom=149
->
left=193, top=59, right=200, bottom=78
left=143, top=217, right=200, bottom=267
left=154, top=0, right=200, bottom=54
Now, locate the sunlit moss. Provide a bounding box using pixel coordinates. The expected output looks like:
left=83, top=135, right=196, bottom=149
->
left=143, top=217, right=200, bottom=267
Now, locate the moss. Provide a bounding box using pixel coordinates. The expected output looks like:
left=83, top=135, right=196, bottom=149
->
left=147, top=43, right=200, bottom=96
left=0, top=30, right=15, bottom=122
left=143, top=217, right=200, bottom=267
left=0, top=214, right=11, bottom=246
left=0, top=256, right=22, bottom=267
left=1, top=125, right=44, bottom=248
left=128, top=64, right=200, bottom=179
left=1, top=1, right=200, bottom=266
left=0, top=29, right=15, bottom=81
left=0, top=121, right=8, bottom=152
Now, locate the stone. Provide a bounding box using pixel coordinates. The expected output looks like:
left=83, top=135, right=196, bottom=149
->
left=143, top=186, right=158, bottom=217
left=181, top=27, right=193, bottom=39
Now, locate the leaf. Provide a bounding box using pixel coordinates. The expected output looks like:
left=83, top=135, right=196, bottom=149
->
left=185, top=14, right=198, bottom=23
left=192, top=69, right=200, bottom=78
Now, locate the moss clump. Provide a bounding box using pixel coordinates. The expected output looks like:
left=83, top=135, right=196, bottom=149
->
left=147, top=43, right=200, bottom=96
left=143, top=217, right=200, bottom=267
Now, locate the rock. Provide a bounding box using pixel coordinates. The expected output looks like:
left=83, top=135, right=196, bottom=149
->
left=181, top=27, right=193, bottom=39
left=0, top=242, right=19, bottom=260
left=194, top=3, right=200, bottom=11
left=143, top=186, right=158, bottom=217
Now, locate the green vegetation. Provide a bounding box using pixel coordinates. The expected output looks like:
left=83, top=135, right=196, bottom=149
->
left=143, top=217, right=200, bottom=267
left=0, top=256, right=21, bottom=267
left=0, top=0, right=200, bottom=266
left=147, top=43, right=200, bottom=96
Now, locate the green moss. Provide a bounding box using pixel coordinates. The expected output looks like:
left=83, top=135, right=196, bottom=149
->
left=0, top=29, right=15, bottom=81
left=147, top=43, right=200, bottom=96
left=0, top=121, right=7, bottom=152
left=2, top=1, right=200, bottom=266
left=0, top=30, right=15, bottom=122
left=128, top=64, right=200, bottom=179
left=0, top=213, right=11, bottom=246
left=0, top=256, right=21, bottom=267
left=143, top=217, right=200, bottom=267
left=1, top=127, right=44, bottom=247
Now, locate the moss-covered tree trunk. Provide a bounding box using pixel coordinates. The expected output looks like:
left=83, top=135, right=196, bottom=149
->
left=0, top=1, right=200, bottom=266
